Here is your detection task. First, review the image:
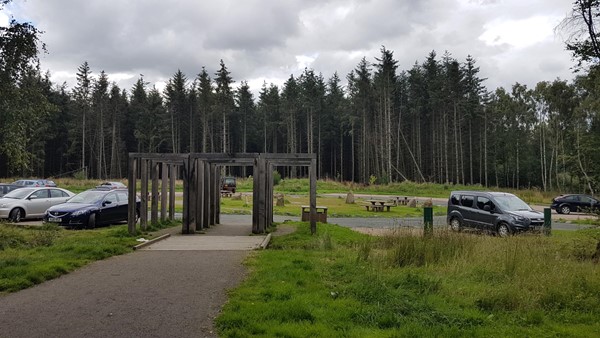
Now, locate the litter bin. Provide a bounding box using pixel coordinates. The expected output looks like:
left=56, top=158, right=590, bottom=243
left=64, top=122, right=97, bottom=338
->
left=301, top=205, right=328, bottom=223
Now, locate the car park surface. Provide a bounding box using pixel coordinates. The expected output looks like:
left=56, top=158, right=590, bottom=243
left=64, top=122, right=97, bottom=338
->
left=551, top=194, right=599, bottom=214
left=0, top=187, right=75, bottom=222
left=44, top=188, right=139, bottom=229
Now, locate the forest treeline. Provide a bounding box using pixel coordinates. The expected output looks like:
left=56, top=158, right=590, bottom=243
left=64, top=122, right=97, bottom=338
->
left=1, top=2, right=599, bottom=193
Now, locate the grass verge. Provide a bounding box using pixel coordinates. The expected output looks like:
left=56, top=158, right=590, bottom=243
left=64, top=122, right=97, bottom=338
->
left=216, top=223, right=600, bottom=337
left=0, top=219, right=180, bottom=293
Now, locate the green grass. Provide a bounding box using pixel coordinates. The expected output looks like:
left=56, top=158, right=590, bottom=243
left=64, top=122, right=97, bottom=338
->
left=218, top=195, right=447, bottom=218
left=0, top=220, right=179, bottom=293
left=216, top=223, right=600, bottom=337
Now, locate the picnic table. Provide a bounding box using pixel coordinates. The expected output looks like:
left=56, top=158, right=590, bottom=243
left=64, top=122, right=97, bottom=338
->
left=364, top=199, right=396, bottom=212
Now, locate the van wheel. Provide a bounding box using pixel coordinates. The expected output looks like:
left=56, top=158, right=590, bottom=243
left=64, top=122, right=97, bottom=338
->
left=560, top=205, right=571, bottom=215
left=497, top=223, right=511, bottom=237
left=449, top=218, right=462, bottom=232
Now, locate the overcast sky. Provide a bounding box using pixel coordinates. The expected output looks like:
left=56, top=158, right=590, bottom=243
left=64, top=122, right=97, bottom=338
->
left=2, top=0, right=575, bottom=96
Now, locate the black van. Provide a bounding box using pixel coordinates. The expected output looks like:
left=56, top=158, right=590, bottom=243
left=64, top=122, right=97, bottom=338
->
left=447, top=191, right=544, bottom=237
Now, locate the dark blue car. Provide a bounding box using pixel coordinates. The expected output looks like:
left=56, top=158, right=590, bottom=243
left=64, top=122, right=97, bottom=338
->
left=44, top=188, right=139, bottom=229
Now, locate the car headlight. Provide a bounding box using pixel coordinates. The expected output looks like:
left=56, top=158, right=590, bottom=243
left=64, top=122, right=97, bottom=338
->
left=512, top=215, right=528, bottom=223
left=72, top=209, right=89, bottom=216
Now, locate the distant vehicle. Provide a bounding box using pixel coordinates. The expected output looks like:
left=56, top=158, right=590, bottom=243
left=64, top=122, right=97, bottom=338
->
left=551, top=194, right=600, bottom=214
left=12, top=179, right=57, bottom=187
left=447, top=191, right=544, bottom=237
left=44, top=188, right=140, bottom=229
left=0, top=187, right=75, bottom=222
left=221, top=176, right=236, bottom=193
left=0, top=183, right=22, bottom=197
left=95, top=181, right=127, bottom=190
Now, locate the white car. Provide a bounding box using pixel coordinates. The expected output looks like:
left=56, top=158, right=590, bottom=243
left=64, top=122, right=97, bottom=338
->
left=0, top=187, right=75, bottom=222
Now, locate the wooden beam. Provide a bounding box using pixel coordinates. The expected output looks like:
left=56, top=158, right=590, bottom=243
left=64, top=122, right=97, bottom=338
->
left=127, top=156, right=137, bottom=235
left=160, top=162, right=167, bottom=222
left=169, top=164, right=176, bottom=220
left=310, top=158, right=317, bottom=234
left=182, top=158, right=191, bottom=234
left=203, top=162, right=210, bottom=228
left=151, top=160, right=159, bottom=226
left=140, top=158, right=148, bottom=231
left=252, top=158, right=259, bottom=233
left=196, top=160, right=205, bottom=230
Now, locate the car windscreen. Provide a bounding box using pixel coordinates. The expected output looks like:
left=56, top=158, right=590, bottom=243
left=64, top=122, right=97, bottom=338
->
left=2, top=188, right=33, bottom=199
left=68, top=191, right=106, bottom=204
left=224, top=178, right=235, bottom=185
left=494, top=195, right=532, bottom=211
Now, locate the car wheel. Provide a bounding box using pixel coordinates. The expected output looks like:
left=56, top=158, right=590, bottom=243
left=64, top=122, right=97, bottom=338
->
left=449, top=217, right=462, bottom=232
left=497, top=223, right=511, bottom=238
left=86, top=213, right=96, bottom=229
left=135, top=209, right=140, bottom=223
left=560, top=205, right=571, bottom=215
left=9, top=208, right=23, bottom=223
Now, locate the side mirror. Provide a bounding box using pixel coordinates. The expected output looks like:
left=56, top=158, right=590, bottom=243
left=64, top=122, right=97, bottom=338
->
left=103, top=200, right=112, bottom=206
left=483, top=205, right=491, bottom=212
left=28, top=196, right=37, bottom=200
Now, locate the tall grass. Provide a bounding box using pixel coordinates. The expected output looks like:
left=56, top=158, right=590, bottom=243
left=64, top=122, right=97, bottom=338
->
left=217, top=223, right=600, bottom=337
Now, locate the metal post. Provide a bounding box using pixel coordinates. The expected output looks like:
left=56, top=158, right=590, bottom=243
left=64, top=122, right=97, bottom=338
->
left=140, top=158, right=148, bottom=231
left=160, top=162, right=167, bottom=222
left=151, top=160, right=159, bottom=226
left=543, top=208, right=552, bottom=236
left=424, top=207, right=433, bottom=237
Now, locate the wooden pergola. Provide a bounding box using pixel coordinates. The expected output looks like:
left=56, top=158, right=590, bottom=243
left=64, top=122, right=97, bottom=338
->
left=127, top=153, right=317, bottom=235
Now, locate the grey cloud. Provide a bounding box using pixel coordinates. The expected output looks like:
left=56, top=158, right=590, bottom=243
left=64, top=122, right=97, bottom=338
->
left=11, top=0, right=577, bottom=95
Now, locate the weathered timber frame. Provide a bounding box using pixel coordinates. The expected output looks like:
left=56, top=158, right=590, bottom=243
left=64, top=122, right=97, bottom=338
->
left=127, top=153, right=317, bottom=235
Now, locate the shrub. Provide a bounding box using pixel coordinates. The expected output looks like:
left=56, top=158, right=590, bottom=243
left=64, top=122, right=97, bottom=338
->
left=0, top=224, right=28, bottom=250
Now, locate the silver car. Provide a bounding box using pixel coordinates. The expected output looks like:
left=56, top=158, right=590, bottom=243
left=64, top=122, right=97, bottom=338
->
left=0, top=187, right=75, bottom=222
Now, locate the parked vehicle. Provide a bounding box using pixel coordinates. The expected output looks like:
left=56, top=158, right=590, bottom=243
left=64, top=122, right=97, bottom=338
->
left=0, top=183, right=22, bottom=197
left=551, top=194, right=600, bottom=214
left=44, top=188, right=140, bottom=229
left=12, top=179, right=57, bottom=187
left=447, top=191, right=544, bottom=237
left=0, top=187, right=75, bottom=222
left=95, top=181, right=127, bottom=190
left=221, top=176, right=236, bottom=193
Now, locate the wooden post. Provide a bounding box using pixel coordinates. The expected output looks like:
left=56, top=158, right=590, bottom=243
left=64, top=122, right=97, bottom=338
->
left=140, top=158, right=148, bottom=231
left=210, top=164, right=217, bottom=225
left=309, top=158, right=317, bottom=234
left=127, top=156, right=137, bottom=235
left=196, top=160, right=204, bottom=230
left=215, top=165, right=221, bottom=225
left=151, top=160, right=159, bottom=226
left=203, top=162, right=210, bottom=228
left=182, top=157, right=190, bottom=234
left=258, top=157, right=267, bottom=233
left=267, top=162, right=273, bottom=227
left=252, top=158, right=260, bottom=233
left=169, top=164, right=176, bottom=220
left=160, top=162, right=167, bottom=222
left=188, top=157, right=197, bottom=233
